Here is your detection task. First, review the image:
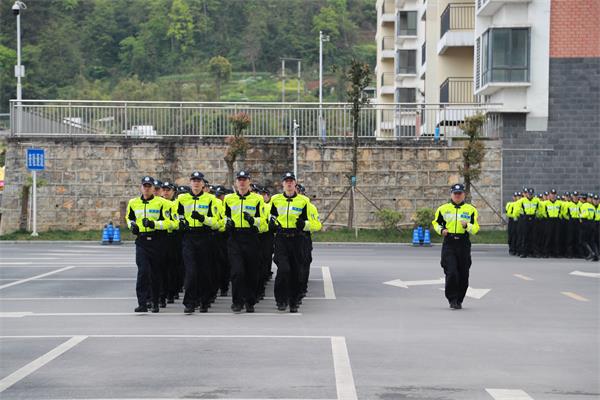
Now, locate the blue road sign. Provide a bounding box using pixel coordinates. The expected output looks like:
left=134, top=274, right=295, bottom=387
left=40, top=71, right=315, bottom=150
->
left=26, top=148, right=45, bottom=170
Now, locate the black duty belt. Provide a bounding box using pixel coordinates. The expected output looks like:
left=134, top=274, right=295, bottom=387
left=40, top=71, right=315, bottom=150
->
left=446, top=233, right=468, bottom=240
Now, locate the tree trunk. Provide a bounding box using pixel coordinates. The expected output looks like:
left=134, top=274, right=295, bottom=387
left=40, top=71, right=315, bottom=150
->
left=225, top=159, right=234, bottom=188
left=215, top=78, right=221, bottom=101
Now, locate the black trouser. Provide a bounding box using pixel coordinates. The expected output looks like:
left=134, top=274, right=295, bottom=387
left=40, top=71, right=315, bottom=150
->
left=582, top=220, right=599, bottom=258
left=533, top=219, right=546, bottom=256
left=542, top=218, right=561, bottom=257
left=507, top=219, right=517, bottom=254
left=440, top=235, right=471, bottom=305
left=228, top=230, right=260, bottom=307
left=214, top=232, right=230, bottom=294
left=258, top=232, right=274, bottom=296
left=182, top=231, right=214, bottom=308
left=274, top=233, right=305, bottom=307
left=164, top=233, right=180, bottom=300
left=299, top=233, right=313, bottom=296
left=135, top=235, right=162, bottom=307
left=518, top=215, right=535, bottom=256
left=565, top=219, right=580, bottom=258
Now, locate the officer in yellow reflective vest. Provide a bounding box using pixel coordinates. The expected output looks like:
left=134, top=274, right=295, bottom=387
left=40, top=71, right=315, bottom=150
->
left=580, top=193, right=599, bottom=261
left=542, top=189, right=562, bottom=258
left=257, top=186, right=274, bottom=300
left=505, top=192, right=519, bottom=255
left=295, top=183, right=322, bottom=301
left=561, top=191, right=581, bottom=258
left=175, top=171, right=222, bottom=313
left=432, top=183, right=480, bottom=310
left=223, top=170, right=266, bottom=313
left=514, top=188, right=539, bottom=258
left=213, top=186, right=230, bottom=297
left=594, top=194, right=600, bottom=257
left=160, top=181, right=179, bottom=305
left=126, top=176, right=172, bottom=313
left=270, top=172, right=316, bottom=313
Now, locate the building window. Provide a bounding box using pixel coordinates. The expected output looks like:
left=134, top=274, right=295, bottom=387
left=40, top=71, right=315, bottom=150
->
left=395, top=88, right=416, bottom=103
left=397, top=11, right=417, bottom=36
left=481, top=28, right=530, bottom=85
left=396, top=50, right=416, bottom=74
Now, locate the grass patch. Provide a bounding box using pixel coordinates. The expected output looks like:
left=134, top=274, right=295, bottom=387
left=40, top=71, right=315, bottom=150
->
left=1, top=228, right=507, bottom=244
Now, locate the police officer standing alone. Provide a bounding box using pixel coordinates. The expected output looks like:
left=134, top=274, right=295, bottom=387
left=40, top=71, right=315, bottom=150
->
left=126, top=176, right=172, bottom=313
left=432, top=184, right=480, bottom=310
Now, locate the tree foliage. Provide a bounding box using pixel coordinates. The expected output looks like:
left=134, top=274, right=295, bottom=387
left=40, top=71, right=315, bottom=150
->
left=0, top=0, right=376, bottom=111
left=458, top=113, right=486, bottom=199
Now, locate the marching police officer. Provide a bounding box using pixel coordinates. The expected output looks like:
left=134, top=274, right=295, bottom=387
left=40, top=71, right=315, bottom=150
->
left=505, top=192, right=519, bottom=255
left=175, top=171, right=222, bottom=313
left=432, top=183, right=480, bottom=310
left=542, top=189, right=562, bottom=258
left=223, top=170, right=266, bottom=313
left=160, top=181, right=179, bottom=304
left=514, top=188, right=539, bottom=258
left=295, top=183, right=322, bottom=301
left=270, top=172, right=315, bottom=313
left=126, top=176, right=172, bottom=313
left=257, top=186, right=274, bottom=300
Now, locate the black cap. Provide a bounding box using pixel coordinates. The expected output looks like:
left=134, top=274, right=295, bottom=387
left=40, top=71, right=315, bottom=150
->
left=202, top=177, right=210, bottom=185
left=236, top=170, right=250, bottom=179
left=517, top=191, right=522, bottom=196
left=537, top=193, right=543, bottom=198
left=588, top=192, right=594, bottom=198
left=261, top=187, right=271, bottom=195
left=161, top=181, right=175, bottom=190
left=550, top=189, right=557, bottom=194
left=153, top=179, right=162, bottom=188
left=215, top=187, right=226, bottom=196
left=282, top=172, right=296, bottom=181
left=527, top=188, right=534, bottom=194
left=177, top=185, right=190, bottom=194
left=141, top=176, right=155, bottom=185
left=594, top=194, right=599, bottom=200
left=513, top=192, right=519, bottom=197
left=572, top=191, right=579, bottom=196
left=564, top=191, right=570, bottom=196
left=450, top=183, right=465, bottom=193
left=190, top=171, right=204, bottom=180
left=543, top=191, right=549, bottom=196
left=296, top=183, right=306, bottom=194
left=250, top=183, right=259, bottom=191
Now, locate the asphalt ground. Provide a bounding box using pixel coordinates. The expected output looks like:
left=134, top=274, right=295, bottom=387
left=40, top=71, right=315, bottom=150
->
left=0, top=242, right=598, bottom=400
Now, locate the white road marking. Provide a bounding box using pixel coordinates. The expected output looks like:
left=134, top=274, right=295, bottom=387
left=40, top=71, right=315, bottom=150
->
left=437, top=287, right=491, bottom=299
left=0, top=335, right=87, bottom=393
left=0, top=296, right=329, bottom=301
left=56, top=398, right=335, bottom=400
left=331, top=336, right=358, bottom=400
left=486, top=388, right=534, bottom=399
left=12, top=278, right=136, bottom=281
left=466, top=287, right=491, bottom=299
left=0, top=266, right=76, bottom=290
left=0, top=258, right=59, bottom=260
left=570, top=270, right=600, bottom=279
left=0, top=312, right=303, bottom=317
left=0, top=263, right=133, bottom=268
left=384, top=278, right=444, bottom=288
left=0, top=312, right=32, bottom=318
left=322, top=267, right=336, bottom=299
left=0, top=334, right=332, bottom=339
left=513, top=274, right=533, bottom=281
left=561, top=291, right=589, bottom=302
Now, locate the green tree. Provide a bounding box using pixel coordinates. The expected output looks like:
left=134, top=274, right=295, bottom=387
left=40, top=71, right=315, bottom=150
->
left=167, top=0, right=195, bottom=53
left=209, top=55, right=232, bottom=100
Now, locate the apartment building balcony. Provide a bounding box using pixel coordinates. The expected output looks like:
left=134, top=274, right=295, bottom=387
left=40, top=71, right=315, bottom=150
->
left=476, top=0, right=531, bottom=16
left=437, top=3, right=475, bottom=55
left=381, top=36, right=395, bottom=59
left=381, top=0, right=396, bottom=24
left=380, top=72, right=396, bottom=95
left=440, top=77, right=475, bottom=103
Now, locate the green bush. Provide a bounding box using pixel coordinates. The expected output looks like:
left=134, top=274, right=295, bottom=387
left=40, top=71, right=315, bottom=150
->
left=375, top=208, right=403, bottom=232
left=413, top=207, right=435, bottom=228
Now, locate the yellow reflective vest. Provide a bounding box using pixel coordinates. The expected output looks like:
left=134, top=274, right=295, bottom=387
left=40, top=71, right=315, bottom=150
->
left=126, top=195, right=171, bottom=234
left=432, top=202, right=480, bottom=235
left=175, top=191, right=221, bottom=230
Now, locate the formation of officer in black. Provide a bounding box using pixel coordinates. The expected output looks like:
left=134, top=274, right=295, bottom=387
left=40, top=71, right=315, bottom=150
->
left=126, top=169, right=322, bottom=313
left=505, top=189, right=600, bottom=261
left=432, top=183, right=480, bottom=310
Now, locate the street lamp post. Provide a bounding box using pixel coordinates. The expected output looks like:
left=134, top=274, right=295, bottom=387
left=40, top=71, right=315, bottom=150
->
left=12, top=1, right=26, bottom=136
left=319, top=31, right=329, bottom=141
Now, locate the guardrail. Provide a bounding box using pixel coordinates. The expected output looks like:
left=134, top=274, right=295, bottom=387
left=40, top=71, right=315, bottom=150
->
left=0, top=113, right=9, bottom=131
left=9, top=100, right=502, bottom=139
left=440, top=77, right=474, bottom=104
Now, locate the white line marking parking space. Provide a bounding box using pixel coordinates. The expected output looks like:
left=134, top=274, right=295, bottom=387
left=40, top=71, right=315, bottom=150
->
left=322, top=267, right=336, bottom=300
left=331, top=336, right=358, bottom=400
left=0, top=266, right=76, bottom=290
left=513, top=274, right=533, bottom=281
left=486, top=388, right=534, bottom=399
left=0, top=335, right=87, bottom=393
left=561, top=291, right=589, bottom=302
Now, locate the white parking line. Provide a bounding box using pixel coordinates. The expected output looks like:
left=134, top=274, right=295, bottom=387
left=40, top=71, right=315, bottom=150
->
left=322, top=267, right=336, bottom=300
left=331, top=336, right=358, bottom=400
left=0, top=312, right=303, bottom=317
left=513, top=274, right=533, bottom=281
left=561, top=291, right=589, bottom=302
left=0, top=266, right=76, bottom=290
left=486, top=388, right=534, bottom=399
left=0, top=335, right=87, bottom=393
